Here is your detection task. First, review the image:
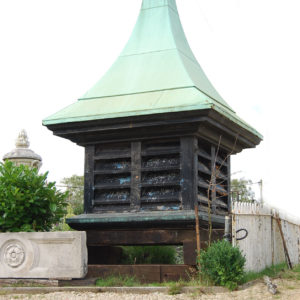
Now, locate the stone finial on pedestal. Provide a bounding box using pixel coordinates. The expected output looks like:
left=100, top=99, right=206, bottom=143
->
left=3, top=130, right=42, bottom=171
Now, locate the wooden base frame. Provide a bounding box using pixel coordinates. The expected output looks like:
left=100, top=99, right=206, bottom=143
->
left=86, top=228, right=224, bottom=265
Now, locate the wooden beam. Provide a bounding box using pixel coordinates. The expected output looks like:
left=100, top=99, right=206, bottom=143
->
left=276, top=217, right=292, bottom=269
left=84, top=146, right=95, bottom=213
left=211, top=145, right=217, bottom=214
left=194, top=204, right=201, bottom=255
left=183, top=240, right=197, bottom=265
left=87, top=229, right=195, bottom=246
left=227, top=156, right=231, bottom=212
left=86, top=265, right=193, bottom=283
left=87, top=228, right=223, bottom=245
left=180, top=137, right=198, bottom=210
left=130, top=142, right=141, bottom=210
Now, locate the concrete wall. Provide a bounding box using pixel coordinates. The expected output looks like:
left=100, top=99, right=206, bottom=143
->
left=232, top=202, right=300, bottom=272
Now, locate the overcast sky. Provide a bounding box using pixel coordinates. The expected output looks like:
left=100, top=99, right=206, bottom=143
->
left=0, top=0, right=299, bottom=217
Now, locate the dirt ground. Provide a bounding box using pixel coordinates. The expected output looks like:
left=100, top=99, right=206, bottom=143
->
left=1, top=278, right=300, bottom=300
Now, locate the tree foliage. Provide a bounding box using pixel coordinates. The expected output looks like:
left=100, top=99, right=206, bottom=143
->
left=60, top=175, right=84, bottom=215
left=231, top=178, right=255, bottom=202
left=0, top=161, right=68, bottom=232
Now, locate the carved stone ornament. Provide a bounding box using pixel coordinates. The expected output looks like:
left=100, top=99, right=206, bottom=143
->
left=4, top=242, right=25, bottom=268
left=0, top=232, right=87, bottom=279
left=2, top=129, right=42, bottom=171
left=15, top=129, right=30, bottom=148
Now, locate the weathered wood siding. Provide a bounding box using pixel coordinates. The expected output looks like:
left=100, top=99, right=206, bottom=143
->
left=86, top=137, right=231, bottom=215
left=232, top=202, right=300, bottom=272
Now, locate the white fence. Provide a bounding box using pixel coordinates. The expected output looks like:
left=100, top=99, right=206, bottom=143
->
left=231, top=202, right=300, bottom=272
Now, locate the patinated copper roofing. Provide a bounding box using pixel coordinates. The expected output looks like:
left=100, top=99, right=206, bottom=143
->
left=43, top=0, right=262, bottom=140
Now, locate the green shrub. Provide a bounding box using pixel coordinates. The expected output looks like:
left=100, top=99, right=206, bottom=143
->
left=121, top=246, right=176, bottom=264
left=198, top=240, right=246, bottom=290
left=52, top=205, right=74, bottom=231
left=0, top=161, right=68, bottom=232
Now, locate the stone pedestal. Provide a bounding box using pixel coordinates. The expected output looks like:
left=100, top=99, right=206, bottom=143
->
left=0, top=232, right=87, bottom=279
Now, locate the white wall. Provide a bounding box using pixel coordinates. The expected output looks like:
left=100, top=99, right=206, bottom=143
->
left=232, top=202, right=300, bottom=272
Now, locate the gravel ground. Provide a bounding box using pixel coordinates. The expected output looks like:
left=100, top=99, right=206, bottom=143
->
left=1, top=279, right=300, bottom=300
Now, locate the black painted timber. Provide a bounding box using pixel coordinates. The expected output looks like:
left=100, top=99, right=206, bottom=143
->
left=84, top=146, right=95, bottom=213
left=211, top=145, right=217, bottom=214
left=45, top=110, right=261, bottom=152
left=180, top=137, right=198, bottom=210
left=227, top=156, right=231, bottom=212
left=130, top=142, right=141, bottom=210
left=66, top=210, right=226, bottom=230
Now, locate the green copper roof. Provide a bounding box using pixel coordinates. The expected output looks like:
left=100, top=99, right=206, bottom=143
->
left=43, top=0, right=262, bottom=139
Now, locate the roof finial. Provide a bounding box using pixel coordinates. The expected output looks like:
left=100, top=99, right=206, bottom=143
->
left=3, top=129, right=42, bottom=170
left=15, top=129, right=30, bottom=149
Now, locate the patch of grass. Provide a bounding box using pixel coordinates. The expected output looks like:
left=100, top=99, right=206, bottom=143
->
left=95, top=275, right=141, bottom=287
left=0, top=291, right=8, bottom=296
left=148, top=278, right=200, bottom=288
left=280, top=264, right=300, bottom=280
left=293, top=264, right=300, bottom=273
left=95, top=275, right=201, bottom=289
left=242, top=263, right=287, bottom=283
left=94, top=264, right=300, bottom=291
left=2, top=281, right=47, bottom=288
left=167, top=282, right=183, bottom=295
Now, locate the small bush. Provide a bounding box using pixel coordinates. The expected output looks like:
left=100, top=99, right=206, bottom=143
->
left=121, top=246, right=176, bottom=264
left=0, top=161, right=68, bottom=232
left=198, top=240, right=246, bottom=290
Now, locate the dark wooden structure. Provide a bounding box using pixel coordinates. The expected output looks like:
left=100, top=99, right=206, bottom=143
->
left=46, top=110, right=259, bottom=264
left=43, top=0, right=262, bottom=265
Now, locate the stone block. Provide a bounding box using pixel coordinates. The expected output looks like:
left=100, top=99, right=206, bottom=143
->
left=0, top=231, right=87, bottom=279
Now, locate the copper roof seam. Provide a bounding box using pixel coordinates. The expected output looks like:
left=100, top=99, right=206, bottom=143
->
left=191, top=86, right=235, bottom=114
left=43, top=103, right=213, bottom=124
left=141, top=4, right=178, bottom=15
left=166, top=4, right=231, bottom=109
left=119, top=48, right=178, bottom=58
left=78, top=86, right=196, bottom=101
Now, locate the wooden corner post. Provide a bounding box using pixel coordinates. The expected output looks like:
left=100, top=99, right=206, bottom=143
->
left=84, top=145, right=95, bottom=213
left=180, top=136, right=198, bottom=210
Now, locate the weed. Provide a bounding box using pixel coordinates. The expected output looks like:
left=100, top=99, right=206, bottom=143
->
left=167, top=282, right=183, bottom=295
left=95, top=275, right=140, bottom=287
left=242, top=263, right=287, bottom=283
left=0, top=291, right=8, bottom=296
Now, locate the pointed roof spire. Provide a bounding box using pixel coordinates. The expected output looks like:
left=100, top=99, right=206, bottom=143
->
left=80, top=0, right=228, bottom=109
left=43, top=0, right=261, bottom=140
